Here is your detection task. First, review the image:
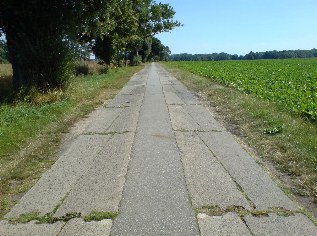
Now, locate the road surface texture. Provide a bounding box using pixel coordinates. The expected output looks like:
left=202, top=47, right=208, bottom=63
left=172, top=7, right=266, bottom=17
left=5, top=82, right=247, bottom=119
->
left=1, top=63, right=316, bottom=235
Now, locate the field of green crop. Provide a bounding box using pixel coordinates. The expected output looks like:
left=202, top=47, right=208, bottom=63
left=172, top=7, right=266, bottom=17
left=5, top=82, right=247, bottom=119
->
left=170, top=59, right=317, bottom=120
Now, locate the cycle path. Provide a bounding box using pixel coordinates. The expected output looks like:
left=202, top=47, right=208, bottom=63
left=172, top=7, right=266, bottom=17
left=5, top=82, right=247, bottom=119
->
left=1, top=63, right=316, bottom=235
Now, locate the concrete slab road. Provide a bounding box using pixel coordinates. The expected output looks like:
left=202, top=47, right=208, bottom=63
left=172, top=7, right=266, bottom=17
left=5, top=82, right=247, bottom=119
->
left=1, top=63, right=316, bottom=235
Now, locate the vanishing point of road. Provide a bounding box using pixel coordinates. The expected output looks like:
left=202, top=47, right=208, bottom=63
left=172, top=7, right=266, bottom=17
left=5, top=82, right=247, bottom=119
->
left=1, top=63, right=316, bottom=235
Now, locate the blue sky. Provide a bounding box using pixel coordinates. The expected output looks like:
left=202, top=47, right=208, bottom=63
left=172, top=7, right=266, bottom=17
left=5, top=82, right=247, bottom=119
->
left=156, top=0, right=317, bottom=55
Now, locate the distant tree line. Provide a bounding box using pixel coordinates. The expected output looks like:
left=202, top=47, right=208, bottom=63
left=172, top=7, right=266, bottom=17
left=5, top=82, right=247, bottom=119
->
left=0, top=0, right=180, bottom=92
left=170, top=49, right=317, bottom=61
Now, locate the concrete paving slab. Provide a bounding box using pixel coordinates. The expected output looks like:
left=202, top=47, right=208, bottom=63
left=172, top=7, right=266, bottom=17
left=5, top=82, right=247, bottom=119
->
left=175, top=131, right=250, bottom=209
left=197, top=213, right=251, bottom=236
left=164, top=76, right=186, bottom=87
left=0, top=220, right=64, bottom=236
left=128, top=75, right=147, bottom=84
left=111, top=63, right=199, bottom=235
left=6, top=135, right=111, bottom=218
left=245, top=213, right=317, bottom=235
left=169, top=105, right=200, bottom=131
left=169, top=105, right=222, bottom=132
left=106, top=94, right=143, bottom=108
left=175, top=89, right=201, bottom=105
left=164, top=91, right=185, bottom=105
left=114, top=72, right=147, bottom=96
left=107, top=106, right=141, bottom=133
left=155, top=66, right=201, bottom=105
left=130, top=84, right=146, bottom=94
left=59, top=218, right=112, bottom=236
left=184, top=105, right=224, bottom=131
left=116, top=85, right=135, bottom=95
left=162, top=84, right=177, bottom=93
left=84, top=107, right=122, bottom=134
left=198, top=131, right=297, bottom=210
left=161, top=80, right=173, bottom=85
left=55, top=133, right=134, bottom=216
left=118, top=82, right=146, bottom=95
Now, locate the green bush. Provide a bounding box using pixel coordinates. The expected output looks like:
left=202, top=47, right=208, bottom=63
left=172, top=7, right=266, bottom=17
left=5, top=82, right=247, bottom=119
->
left=132, top=55, right=142, bottom=66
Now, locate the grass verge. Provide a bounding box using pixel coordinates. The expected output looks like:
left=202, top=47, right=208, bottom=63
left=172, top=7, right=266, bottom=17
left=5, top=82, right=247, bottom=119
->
left=0, top=65, right=143, bottom=219
left=162, top=63, right=317, bottom=217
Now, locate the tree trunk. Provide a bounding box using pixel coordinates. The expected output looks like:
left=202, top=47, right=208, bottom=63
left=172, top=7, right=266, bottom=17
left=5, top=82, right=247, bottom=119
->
left=1, top=1, right=72, bottom=92
left=5, top=25, right=33, bottom=90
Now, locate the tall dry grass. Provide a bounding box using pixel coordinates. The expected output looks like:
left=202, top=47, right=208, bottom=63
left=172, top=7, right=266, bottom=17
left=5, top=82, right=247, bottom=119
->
left=74, top=61, right=106, bottom=76
left=0, top=64, right=13, bottom=101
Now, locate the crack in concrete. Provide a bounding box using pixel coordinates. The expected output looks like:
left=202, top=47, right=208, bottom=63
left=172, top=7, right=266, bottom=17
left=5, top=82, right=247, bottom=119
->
left=7, top=212, right=82, bottom=225
left=196, top=205, right=302, bottom=218
left=6, top=211, right=118, bottom=225
left=104, top=105, right=130, bottom=108
left=83, top=131, right=131, bottom=136
left=240, top=217, right=255, bottom=236
left=172, top=129, right=223, bottom=133
left=160, top=72, right=202, bottom=235
left=196, top=132, right=256, bottom=210
left=112, top=70, right=149, bottom=230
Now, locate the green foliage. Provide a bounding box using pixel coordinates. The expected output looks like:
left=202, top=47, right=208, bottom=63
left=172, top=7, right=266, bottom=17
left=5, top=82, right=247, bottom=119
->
left=0, top=0, right=116, bottom=91
left=0, top=0, right=179, bottom=91
left=134, top=0, right=182, bottom=38
left=0, top=39, right=8, bottom=63
left=263, top=126, right=283, bottom=135
left=140, top=37, right=152, bottom=62
left=92, top=0, right=180, bottom=65
left=92, top=37, right=114, bottom=64
left=131, top=55, right=142, bottom=66
left=149, top=37, right=171, bottom=61
left=170, top=59, right=317, bottom=120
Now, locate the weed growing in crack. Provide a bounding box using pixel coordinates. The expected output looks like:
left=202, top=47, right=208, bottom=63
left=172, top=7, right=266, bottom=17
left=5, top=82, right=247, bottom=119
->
left=84, top=211, right=118, bottom=222
left=196, top=205, right=298, bottom=218
left=8, top=212, right=81, bottom=224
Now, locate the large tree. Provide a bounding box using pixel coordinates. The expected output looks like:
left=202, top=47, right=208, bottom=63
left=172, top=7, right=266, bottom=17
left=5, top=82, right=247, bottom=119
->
left=92, top=0, right=139, bottom=65
left=129, top=0, right=181, bottom=63
left=0, top=0, right=115, bottom=91
left=149, top=37, right=171, bottom=61
left=93, top=0, right=181, bottom=65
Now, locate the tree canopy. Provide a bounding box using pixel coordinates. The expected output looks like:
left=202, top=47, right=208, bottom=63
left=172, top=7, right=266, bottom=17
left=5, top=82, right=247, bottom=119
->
left=92, top=0, right=181, bottom=66
left=0, top=0, right=180, bottom=91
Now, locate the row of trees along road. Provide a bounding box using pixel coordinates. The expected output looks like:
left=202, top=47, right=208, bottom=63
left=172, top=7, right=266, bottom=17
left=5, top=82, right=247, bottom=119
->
left=0, top=0, right=181, bottom=92
left=170, top=49, right=317, bottom=61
